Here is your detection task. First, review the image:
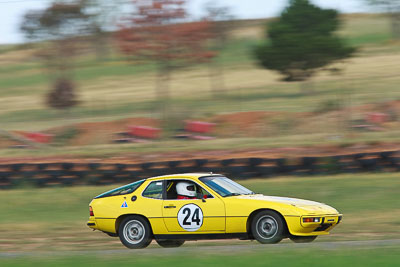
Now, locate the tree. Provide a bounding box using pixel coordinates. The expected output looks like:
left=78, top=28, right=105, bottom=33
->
left=116, top=0, right=216, bottom=103
left=82, top=0, right=126, bottom=60
left=20, top=1, right=93, bottom=110
left=204, top=1, right=235, bottom=96
left=204, top=1, right=235, bottom=47
left=47, top=78, right=78, bottom=109
left=364, top=0, right=400, bottom=39
left=254, top=0, right=355, bottom=85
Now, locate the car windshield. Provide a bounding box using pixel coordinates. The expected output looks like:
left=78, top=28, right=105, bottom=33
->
left=95, top=180, right=145, bottom=199
left=199, top=176, right=255, bottom=197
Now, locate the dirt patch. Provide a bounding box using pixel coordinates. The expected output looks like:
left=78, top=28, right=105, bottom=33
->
left=210, top=111, right=271, bottom=138
left=47, top=117, right=159, bottom=146
left=0, top=135, right=21, bottom=149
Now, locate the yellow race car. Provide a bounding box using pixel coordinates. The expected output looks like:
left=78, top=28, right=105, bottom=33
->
left=87, top=173, right=342, bottom=249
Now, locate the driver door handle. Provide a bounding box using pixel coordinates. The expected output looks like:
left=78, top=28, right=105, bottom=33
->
left=164, top=205, right=176, bottom=209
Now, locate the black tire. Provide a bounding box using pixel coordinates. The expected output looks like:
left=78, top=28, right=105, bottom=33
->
left=156, top=239, right=185, bottom=248
left=290, top=235, right=317, bottom=243
left=118, top=216, right=152, bottom=249
left=251, top=210, right=285, bottom=244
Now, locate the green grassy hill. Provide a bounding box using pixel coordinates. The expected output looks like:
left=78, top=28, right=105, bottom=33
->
left=1, top=14, right=400, bottom=156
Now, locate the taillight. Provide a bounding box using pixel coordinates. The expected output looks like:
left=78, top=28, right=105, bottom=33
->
left=89, top=206, right=94, bottom=216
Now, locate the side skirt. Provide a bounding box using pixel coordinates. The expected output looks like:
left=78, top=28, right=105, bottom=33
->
left=154, top=233, right=249, bottom=241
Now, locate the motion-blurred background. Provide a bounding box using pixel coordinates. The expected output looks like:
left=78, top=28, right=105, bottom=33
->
left=0, top=0, right=400, bottom=266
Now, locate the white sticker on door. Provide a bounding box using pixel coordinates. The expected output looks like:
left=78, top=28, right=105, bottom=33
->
left=177, top=204, right=204, bottom=232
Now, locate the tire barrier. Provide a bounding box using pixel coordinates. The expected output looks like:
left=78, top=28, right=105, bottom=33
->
left=1, top=150, right=400, bottom=189
left=195, top=159, right=208, bottom=168
left=37, top=163, right=49, bottom=171
left=0, top=172, right=12, bottom=189
left=88, top=163, right=101, bottom=171
left=141, top=162, right=154, bottom=171
left=62, top=163, right=74, bottom=171
left=249, top=158, right=264, bottom=167
left=275, top=158, right=288, bottom=174
left=322, top=156, right=341, bottom=174
left=115, top=164, right=127, bottom=172
left=10, top=164, right=24, bottom=172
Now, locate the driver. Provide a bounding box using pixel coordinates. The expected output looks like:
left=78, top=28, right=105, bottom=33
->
left=176, top=182, right=197, bottom=200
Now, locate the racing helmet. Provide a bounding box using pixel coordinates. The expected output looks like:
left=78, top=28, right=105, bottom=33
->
left=176, top=182, right=196, bottom=197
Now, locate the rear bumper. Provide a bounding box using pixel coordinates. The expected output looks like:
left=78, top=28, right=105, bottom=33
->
left=87, top=217, right=117, bottom=233
left=285, top=214, right=343, bottom=236
left=87, top=218, right=97, bottom=229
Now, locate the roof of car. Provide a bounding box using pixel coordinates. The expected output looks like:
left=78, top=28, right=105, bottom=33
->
left=146, top=173, right=221, bottom=181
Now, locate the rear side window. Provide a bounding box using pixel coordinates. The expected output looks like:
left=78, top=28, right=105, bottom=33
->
left=142, top=181, right=163, bottom=199
left=95, top=180, right=145, bottom=199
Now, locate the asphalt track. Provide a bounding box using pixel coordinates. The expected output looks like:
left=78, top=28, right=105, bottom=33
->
left=1, top=239, right=400, bottom=259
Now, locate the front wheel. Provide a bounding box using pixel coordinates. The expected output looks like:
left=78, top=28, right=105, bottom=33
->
left=156, top=239, right=185, bottom=248
left=118, top=216, right=152, bottom=249
left=251, top=210, right=285, bottom=244
left=290, top=235, right=317, bottom=243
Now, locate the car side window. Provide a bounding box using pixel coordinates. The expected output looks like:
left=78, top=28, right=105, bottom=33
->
left=95, top=180, right=145, bottom=199
left=142, top=181, right=163, bottom=199
left=165, top=180, right=213, bottom=200
left=198, top=186, right=213, bottom=199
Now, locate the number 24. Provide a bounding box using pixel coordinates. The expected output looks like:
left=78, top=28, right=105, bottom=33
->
left=182, top=208, right=201, bottom=226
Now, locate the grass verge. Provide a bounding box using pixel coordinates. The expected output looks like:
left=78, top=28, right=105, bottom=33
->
left=0, top=173, right=399, bottom=253
left=1, top=245, right=400, bottom=266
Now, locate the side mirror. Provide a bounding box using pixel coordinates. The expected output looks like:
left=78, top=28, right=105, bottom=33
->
left=202, top=195, right=207, bottom=203
left=197, top=193, right=206, bottom=202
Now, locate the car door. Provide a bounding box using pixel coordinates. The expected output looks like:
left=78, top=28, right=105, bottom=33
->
left=162, top=179, right=226, bottom=233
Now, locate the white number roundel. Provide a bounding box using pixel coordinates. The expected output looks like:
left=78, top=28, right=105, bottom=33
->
left=177, top=204, right=204, bottom=232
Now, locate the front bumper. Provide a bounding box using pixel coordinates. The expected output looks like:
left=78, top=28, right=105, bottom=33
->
left=285, top=214, right=343, bottom=236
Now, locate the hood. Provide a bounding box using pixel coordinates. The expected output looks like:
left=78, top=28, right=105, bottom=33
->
left=236, top=194, right=339, bottom=214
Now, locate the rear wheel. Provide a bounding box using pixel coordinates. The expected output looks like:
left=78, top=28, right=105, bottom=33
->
left=290, top=235, right=317, bottom=243
left=251, top=210, right=285, bottom=244
left=118, top=216, right=152, bottom=249
left=156, top=239, right=185, bottom=248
